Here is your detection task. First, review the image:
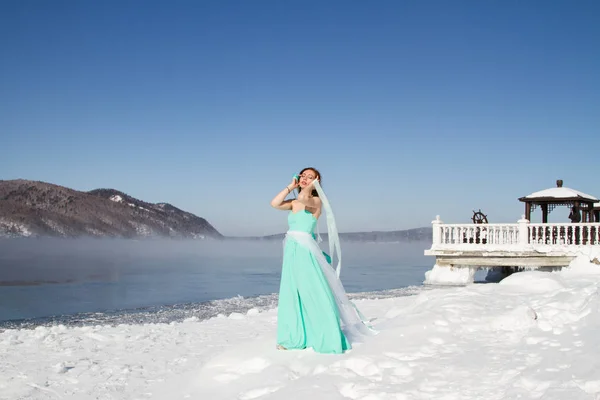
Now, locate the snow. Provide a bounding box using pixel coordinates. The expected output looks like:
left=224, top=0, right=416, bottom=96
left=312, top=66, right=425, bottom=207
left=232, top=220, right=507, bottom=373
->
left=1, top=255, right=600, bottom=399
left=523, top=187, right=598, bottom=201
left=498, top=270, right=567, bottom=292
left=109, top=195, right=123, bottom=203
left=423, top=264, right=477, bottom=285
left=42, top=218, right=66, bottom=236
left=562, top=247, right=600, bottom=275
left=84, top=227, right=104, bottom=236
left=130, top=222, right=153, bottom=236
left=0, top=219, right=33, bottom=237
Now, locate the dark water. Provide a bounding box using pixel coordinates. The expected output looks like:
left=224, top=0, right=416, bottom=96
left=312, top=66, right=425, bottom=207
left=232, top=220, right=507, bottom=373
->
left=0, top=238, right=434, bottom=329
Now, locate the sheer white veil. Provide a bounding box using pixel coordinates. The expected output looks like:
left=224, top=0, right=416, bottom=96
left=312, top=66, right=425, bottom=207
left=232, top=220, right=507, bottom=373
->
left=312, top=179, right=343, bottom=278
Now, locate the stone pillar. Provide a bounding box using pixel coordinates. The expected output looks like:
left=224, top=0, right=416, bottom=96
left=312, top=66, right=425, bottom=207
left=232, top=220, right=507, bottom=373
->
left=432, top=215, right=443, bottom=247
left=518, top=215, right=529, bottom=247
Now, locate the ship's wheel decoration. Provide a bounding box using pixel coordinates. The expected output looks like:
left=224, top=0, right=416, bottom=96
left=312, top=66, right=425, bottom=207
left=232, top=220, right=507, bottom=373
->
left=472, top=209, right=488, bottom=224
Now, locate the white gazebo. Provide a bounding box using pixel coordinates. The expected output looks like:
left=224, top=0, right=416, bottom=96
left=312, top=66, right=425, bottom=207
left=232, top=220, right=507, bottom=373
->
left=518, top=179, right=598, bottom=223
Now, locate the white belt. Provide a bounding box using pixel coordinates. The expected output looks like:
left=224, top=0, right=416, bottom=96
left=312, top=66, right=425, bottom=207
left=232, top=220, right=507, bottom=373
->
left=286, top=230, right=312, bottom=237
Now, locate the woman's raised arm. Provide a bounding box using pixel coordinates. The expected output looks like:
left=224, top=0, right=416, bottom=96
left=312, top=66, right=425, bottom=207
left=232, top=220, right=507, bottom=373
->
left=270, top=177, right=298, bottom=210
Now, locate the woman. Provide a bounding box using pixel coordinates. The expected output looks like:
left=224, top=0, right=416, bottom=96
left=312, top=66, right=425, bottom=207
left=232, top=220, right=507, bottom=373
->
left=270, top=167, right=375, bottom=354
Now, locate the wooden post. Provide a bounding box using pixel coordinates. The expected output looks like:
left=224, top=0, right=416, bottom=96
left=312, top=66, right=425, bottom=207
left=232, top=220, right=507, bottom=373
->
left=586, top=202, right=594, bottom=222
left=525, top=202, right=531, bottom=222
left=541, top=204, right=548, bottom=223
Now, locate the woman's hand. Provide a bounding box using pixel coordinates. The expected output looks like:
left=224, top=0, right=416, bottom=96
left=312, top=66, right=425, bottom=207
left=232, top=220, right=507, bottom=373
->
left=288, top=176, right=299, bottom=191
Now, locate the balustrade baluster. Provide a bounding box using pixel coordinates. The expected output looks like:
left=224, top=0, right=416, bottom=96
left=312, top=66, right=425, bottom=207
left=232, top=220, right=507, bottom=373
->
left=544, top=226, right=548, bottom=244
left=528, top=227, right=532, bottom=244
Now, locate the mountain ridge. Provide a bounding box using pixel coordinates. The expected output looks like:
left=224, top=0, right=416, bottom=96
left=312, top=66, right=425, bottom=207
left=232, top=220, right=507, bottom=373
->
left=0, top=179, right=222, bottom=239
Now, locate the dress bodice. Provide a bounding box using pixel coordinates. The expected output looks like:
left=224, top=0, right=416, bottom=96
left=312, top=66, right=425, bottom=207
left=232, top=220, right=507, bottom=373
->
left=288, top=210, right=317, bottom=234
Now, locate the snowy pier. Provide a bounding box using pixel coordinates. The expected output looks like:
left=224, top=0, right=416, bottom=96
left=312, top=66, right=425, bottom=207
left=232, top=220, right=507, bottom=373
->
left=425, top=180, right=600, bottom=270
left=425, top=215, right=600, bottom=269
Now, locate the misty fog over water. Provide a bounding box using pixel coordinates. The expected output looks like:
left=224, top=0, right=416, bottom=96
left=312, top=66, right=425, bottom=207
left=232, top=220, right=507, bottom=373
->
left=0, top=238, right=433, bottom=324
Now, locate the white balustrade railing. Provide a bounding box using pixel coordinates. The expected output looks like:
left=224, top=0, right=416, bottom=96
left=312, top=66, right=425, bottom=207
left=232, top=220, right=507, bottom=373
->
left=528, top=223, right=600, bottom=245
left=430, top=215, right=600, bottom=249
left=437, top=224, right=520, bottom=245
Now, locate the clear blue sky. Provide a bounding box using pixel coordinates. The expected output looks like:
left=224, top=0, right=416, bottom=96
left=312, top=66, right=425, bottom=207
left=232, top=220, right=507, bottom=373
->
left=1, top=0, right=599, bottom=236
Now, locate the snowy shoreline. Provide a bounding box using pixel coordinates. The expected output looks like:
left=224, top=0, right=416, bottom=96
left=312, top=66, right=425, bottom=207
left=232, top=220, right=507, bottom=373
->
left=0, top=286, right=428, bottom=332
left=2, top=254, right=600, bottom=399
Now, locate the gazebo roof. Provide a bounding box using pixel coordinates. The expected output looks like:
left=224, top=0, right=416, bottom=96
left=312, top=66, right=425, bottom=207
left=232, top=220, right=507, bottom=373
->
left=519, top=180, right=598, bottom=204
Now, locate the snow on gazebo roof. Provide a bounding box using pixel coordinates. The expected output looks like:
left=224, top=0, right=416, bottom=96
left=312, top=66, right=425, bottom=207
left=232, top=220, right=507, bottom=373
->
left=523, top=187, right=598, bottom=201
left=519, top=180, right=599, bottom=203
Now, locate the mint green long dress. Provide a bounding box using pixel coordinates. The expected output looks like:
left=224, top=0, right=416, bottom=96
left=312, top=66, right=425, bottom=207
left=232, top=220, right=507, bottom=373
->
left=276, top=210, right=351, bottom=354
